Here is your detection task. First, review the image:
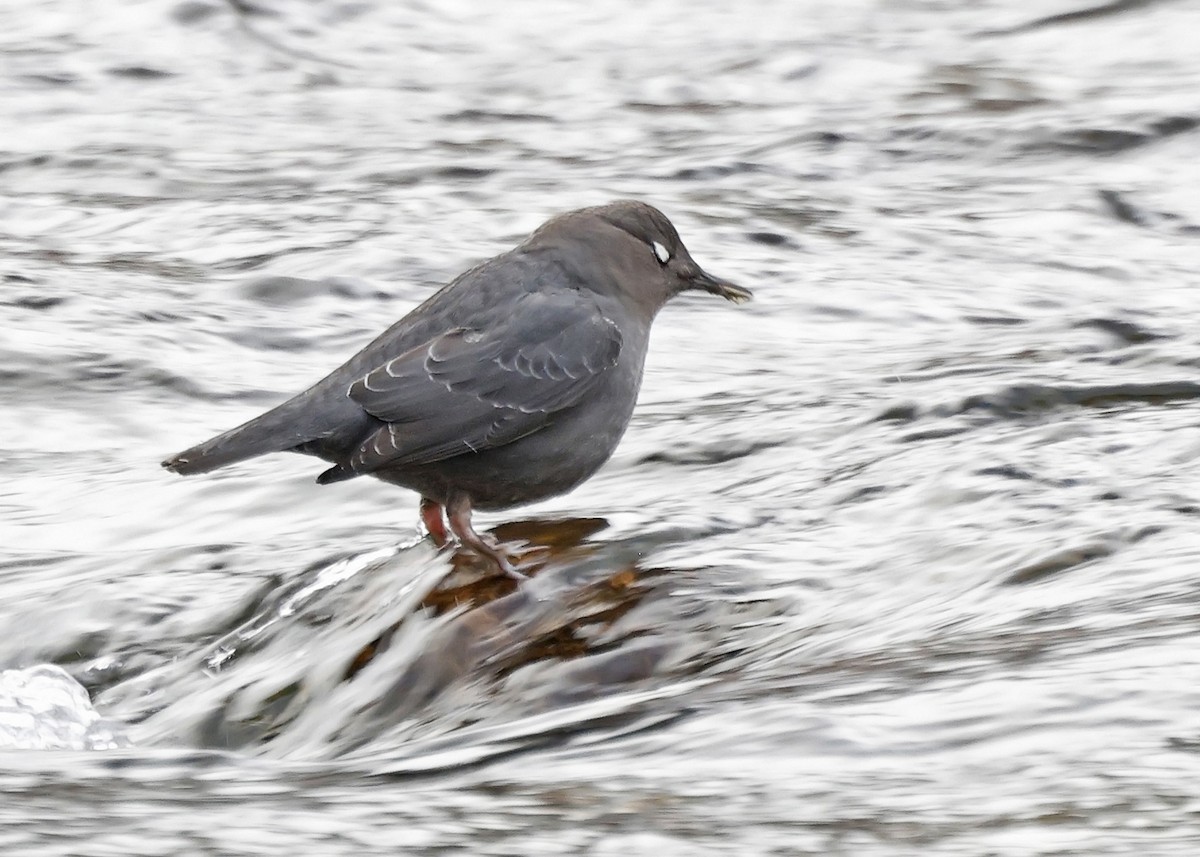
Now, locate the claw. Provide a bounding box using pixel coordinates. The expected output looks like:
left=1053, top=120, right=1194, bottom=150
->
left=446, top=491, right=527, bottom=580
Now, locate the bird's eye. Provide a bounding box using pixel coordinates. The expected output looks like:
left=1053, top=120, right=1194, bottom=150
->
left=652, top=241, right=671, bottom=264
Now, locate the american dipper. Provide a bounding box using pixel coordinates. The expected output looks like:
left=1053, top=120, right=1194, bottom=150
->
left=163, top=201, right=751, bottom=578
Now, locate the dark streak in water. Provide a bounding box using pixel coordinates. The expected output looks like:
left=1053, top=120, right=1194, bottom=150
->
left=1074, top=317, right=1167, bottom=345
left=638, top=437, right=784, bottom=466
left=442, top=110, right=556, bottom=124
left=1026, top=116, right=1200, bottom=154
left=106, top=66, right=176, bottom=80
left=977, top=0, right=1178, bottom=37
left=1098, top=189, right=1149, bottom=226
left=955, top=381, right=1200, bottom=415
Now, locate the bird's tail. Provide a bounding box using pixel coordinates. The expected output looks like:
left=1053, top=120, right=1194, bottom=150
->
left=161, top=397, right=326, bottom=475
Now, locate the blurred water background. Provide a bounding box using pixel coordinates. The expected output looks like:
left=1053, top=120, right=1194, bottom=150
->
left=3, top=0, right=1200, bottom=853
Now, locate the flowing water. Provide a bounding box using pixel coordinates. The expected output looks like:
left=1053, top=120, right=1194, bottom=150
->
left=3, top=0, right=1200, bottom=853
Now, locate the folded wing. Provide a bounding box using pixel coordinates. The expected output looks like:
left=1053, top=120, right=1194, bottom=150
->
left=319, top=291, right=622, bottom=482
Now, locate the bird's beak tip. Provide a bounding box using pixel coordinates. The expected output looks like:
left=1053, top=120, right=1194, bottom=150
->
left=719, top=283, right=753, bottom=304
left=691, top=270, right=752, bottom=304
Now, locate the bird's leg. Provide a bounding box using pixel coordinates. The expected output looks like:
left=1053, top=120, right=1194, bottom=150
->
left=420, top=497, right=450, bottom=547
left=445, top=491, right=526, bottom=581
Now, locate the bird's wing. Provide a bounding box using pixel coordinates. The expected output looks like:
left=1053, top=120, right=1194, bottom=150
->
left=339, top=291, right=622, bottom=474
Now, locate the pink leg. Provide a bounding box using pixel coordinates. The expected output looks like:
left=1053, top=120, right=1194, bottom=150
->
left=445, top=492, right=525, bottom=580
left=420, top=497, right=449, bottom=547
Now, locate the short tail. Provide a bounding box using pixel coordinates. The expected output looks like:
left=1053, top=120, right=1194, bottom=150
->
left=162, top=425, right=284, bottom=475
left=161, top=397, right=329, bottom=476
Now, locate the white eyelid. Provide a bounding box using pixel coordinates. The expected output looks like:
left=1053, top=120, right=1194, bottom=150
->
left=652, top=241, right=670, bottom=264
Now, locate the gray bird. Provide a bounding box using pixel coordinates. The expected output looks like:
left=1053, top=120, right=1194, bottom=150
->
left=163, top=201, right=751, bottom=578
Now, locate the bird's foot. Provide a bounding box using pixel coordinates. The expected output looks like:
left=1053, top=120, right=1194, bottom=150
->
left=446, top=491, right=528, bottom=581
left=454, top=532, right=527, bottom=581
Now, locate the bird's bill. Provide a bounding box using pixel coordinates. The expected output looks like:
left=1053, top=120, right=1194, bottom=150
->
left=689, top=269, right=753, bottom=304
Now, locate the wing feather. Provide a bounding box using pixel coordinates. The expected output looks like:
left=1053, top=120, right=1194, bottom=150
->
left=339, top=291, right=621, bottom=475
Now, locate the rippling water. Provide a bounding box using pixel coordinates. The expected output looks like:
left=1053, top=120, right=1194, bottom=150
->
left=4, top=0, right=1200, bottom=853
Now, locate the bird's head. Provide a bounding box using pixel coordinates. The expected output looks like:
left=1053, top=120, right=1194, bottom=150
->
left=527, top=200, right=752, bottom=313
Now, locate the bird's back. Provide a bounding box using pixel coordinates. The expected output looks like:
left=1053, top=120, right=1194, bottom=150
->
left=161, top=247, right=615, bottom=477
